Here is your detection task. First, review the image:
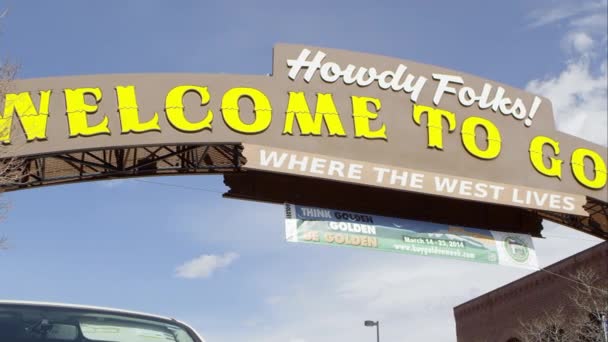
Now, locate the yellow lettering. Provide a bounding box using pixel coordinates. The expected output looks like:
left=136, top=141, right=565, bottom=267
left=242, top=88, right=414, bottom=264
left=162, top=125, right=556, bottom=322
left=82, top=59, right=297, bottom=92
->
left=283, top=92, right=345, bottom=136
left=1, top=91, right=51, bottom=144
left=116, top=85, right=160, bottom=133
left=461, top=116, right=501, bottom=160
left=64, top=88, right=110, bottom=137
left=571, top=148, right=607, bottom=190
left=351, top=96, right=386, bottom=140
left=412, top=104, right=456, bottom=149
left=165, top=85, right=213, bottom=132
left=529, top=136, right=562, bottom=179
left=221, top=87, right=272, bottom=134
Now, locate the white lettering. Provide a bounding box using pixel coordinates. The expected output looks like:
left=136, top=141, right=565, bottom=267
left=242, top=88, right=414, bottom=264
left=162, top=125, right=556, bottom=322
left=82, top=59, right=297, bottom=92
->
left=310, top=157, right=327, bottom=175
left=347, top=164, right=363, bottom=180
left=373, top=167, right=391, bottom=183
left=328, top=160, right=345, bottom=177
left=287, top=49, right=327, bottom=82
left=489, top=185, right=505, bottom=200
left=562, top=196, right=575, bottom=211
left=410, top=173, right=424, bottom=189
left=434, top=176, right=459, bottom=193
left=390, top=170, right=409, bottom=186
left=287, top=155, right=309, bottom=171
left=459, top=180, right=473, bottom=196
left=260, top=150, right=288, bottom=168
left=432, top=74, right=464, bottom=105
left=287, top=49, right=427, bottom=102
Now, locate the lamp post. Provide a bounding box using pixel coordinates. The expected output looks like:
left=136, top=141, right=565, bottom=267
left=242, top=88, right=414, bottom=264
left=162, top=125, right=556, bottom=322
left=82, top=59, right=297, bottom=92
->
left=600, top=312, right=608, bottom=342
left=364, top=320, right=380, bottom=342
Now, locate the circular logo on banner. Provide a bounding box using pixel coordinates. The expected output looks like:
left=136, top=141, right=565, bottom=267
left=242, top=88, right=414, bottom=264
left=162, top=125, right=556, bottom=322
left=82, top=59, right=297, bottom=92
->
left=504, top=236, right=530, bottom=263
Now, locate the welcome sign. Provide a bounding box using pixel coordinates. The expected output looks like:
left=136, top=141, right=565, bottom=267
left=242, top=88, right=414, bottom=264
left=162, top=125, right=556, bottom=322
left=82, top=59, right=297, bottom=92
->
left=2, top=45, right=607, bottom=217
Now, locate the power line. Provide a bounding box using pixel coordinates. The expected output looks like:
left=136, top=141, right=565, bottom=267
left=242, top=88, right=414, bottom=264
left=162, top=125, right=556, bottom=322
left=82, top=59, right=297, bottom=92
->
left=132, top=179, right=225, bottom=194
left=537, top=267, right=608, bottom=294
left=540, top=235, right=602, bottom=242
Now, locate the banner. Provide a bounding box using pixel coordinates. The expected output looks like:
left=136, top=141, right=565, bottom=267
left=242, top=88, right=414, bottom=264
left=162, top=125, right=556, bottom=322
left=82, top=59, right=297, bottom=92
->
left=285, top=204, right=538, bottom=269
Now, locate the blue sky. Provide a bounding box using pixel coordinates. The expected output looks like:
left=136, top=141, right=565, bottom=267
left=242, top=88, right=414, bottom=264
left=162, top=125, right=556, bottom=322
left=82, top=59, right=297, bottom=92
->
left=0, top=1, right=606, bottom=341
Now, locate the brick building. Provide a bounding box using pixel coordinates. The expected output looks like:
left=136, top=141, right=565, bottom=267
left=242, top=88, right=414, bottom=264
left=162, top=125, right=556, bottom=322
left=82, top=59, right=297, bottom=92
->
left=453, top=241, right=608, bottom=341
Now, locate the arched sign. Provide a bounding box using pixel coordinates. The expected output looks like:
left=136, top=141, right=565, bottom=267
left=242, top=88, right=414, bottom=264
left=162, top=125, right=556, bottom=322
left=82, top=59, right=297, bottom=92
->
left=2, top=45, right=607, bottom=238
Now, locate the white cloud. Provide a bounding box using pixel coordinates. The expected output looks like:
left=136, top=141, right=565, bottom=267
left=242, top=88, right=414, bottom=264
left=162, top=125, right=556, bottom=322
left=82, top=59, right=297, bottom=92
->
left=527, top=58, right=607, bottom=145
left=562, top=31, right=594, bottom=54
left=528, top=0, right=607, bottom=30
left=526, top=0, right=607, bottom=146
left=528, top=0, right=607, bottom=60
left=175, top=252, right=239, bottom=279
left=571, top=12, right=608, bottom=34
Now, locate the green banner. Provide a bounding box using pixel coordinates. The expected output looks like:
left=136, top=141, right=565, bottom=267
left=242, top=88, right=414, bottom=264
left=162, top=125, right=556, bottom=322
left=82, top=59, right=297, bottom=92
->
left=285, top=204, right=538, bottom=269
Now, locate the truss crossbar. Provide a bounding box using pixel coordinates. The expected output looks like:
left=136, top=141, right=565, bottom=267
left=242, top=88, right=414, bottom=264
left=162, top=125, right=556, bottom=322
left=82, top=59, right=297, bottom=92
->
left=0, top=143, right=245, bottom=191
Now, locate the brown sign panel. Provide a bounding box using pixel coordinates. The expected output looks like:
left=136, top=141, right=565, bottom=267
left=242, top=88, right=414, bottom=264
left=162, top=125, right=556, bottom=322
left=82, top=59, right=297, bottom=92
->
left=1, top=45, right=606, bottom=235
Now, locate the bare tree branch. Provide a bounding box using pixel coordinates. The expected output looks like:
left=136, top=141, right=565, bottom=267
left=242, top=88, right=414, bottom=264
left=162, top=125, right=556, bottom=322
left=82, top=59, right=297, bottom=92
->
left=519, top=306, right=573, bottom=342
left=516, top=267, right=608, bottom=342
left=0, top=41, right=24, bottom=250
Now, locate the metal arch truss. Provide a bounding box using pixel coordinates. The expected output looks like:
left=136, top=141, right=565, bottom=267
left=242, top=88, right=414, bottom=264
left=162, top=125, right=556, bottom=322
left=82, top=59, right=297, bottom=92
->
left=1, top=143, right=246, bottom=191
left=538, top=197, right=608, bottom=239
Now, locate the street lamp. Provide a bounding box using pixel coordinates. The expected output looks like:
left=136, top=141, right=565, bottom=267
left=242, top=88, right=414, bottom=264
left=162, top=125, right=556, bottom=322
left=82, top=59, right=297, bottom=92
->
left=364, top=320, right=380, bottom=342
left=600, top=312, right=608, bottom=342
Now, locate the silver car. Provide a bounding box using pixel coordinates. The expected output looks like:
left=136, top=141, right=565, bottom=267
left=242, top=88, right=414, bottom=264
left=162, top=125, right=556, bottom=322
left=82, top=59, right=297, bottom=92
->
left=0, top=301, right=205, bottom=342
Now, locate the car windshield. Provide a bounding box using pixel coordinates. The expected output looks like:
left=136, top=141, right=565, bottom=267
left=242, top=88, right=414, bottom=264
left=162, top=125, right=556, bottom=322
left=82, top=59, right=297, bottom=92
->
left=0, top=304, right=198, bottom=342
